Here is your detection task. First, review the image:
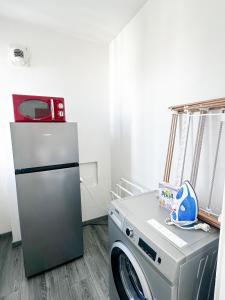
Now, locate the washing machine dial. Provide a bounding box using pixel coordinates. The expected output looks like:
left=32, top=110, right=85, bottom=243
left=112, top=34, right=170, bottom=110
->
left=126, top=228, right=133, bottom=238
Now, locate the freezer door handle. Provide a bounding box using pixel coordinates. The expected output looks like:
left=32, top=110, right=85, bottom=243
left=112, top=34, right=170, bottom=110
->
left=15, top=162, right=79, bottom=175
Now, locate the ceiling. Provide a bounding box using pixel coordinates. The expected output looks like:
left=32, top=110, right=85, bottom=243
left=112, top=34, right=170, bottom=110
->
left=0, top=0, right=148, bottom=43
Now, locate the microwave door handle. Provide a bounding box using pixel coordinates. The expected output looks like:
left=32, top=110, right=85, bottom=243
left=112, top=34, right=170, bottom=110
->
left=50, top=99, right=55, bottom=120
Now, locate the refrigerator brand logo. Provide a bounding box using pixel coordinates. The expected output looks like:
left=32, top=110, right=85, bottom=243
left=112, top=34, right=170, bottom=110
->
left=43, top=133, right=52, bottom=136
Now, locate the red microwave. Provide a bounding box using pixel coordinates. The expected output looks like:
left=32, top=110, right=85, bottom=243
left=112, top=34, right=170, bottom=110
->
left=12, top=94, right=66, bottom=122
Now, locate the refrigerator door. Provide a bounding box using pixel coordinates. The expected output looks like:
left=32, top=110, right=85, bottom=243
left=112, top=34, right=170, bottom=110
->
left=10, top=123, right=79, bottom=169
left=15, top=166, right=83, bottom=277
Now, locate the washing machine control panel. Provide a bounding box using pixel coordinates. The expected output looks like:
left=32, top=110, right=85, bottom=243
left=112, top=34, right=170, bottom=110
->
left=123, top=220, right=162, bottom=266
left=138, top=238, right=157, bottom=262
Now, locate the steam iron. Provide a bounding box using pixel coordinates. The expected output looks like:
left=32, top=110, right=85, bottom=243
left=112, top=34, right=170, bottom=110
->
left=166, top=181, right=210, bottom=232
left=171, top=181, right=198, bottom=226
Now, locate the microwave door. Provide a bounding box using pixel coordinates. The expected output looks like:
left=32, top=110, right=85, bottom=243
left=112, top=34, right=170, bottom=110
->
left=17, top=99, right=52, bottom=121
left=10, top=122, right=79, bottom=169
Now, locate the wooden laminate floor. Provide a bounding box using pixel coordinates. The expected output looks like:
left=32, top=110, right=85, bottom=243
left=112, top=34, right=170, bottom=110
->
left=0, top=223, right=109, bottom=300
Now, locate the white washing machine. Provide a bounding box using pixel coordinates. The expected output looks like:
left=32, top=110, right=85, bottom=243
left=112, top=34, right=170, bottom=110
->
left=109, top=191, right=219, bottom=300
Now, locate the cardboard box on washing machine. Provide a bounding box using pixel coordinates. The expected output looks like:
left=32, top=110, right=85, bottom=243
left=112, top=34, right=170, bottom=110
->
left=158, top=182, right=178, bottom=211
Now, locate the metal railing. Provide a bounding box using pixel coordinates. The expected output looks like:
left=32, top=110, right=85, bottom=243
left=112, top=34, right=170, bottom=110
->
left=110, top=178, right=147, bottom=200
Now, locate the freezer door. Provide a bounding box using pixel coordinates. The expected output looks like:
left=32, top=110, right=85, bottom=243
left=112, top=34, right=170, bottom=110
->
left=10, top=123, right=79, bottom=169
left=15, top=166, right=83, bottom=277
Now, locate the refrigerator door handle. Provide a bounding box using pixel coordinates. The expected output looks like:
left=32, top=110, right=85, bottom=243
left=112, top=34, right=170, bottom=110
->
left=15, top=162, right=79, bottom=175
left=50, top=98, right=55, bottom=120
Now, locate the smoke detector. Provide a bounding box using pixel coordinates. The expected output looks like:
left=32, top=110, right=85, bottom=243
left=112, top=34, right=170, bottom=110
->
left=9, top=45, right=30, bottom=66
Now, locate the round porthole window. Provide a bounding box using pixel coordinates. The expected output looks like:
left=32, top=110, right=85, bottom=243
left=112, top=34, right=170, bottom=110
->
left=111, top=242, right=153, bottom=300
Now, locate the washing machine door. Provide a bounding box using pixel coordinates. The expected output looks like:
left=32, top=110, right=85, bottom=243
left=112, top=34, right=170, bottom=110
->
left=111, top=241, right=153, bottom=300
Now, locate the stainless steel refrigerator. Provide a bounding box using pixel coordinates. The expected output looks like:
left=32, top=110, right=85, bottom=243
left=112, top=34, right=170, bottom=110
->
left=10, top=122, right=83, bottom=277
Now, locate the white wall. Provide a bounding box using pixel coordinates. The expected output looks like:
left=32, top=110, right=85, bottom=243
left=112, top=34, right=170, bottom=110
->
left=111, top=2, right=225, bottom=298
left=110, top=0, right=225, bottom=190
left=215, top=181, right=225, bottom=299
left=0, top=17, right=111, bottom=241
